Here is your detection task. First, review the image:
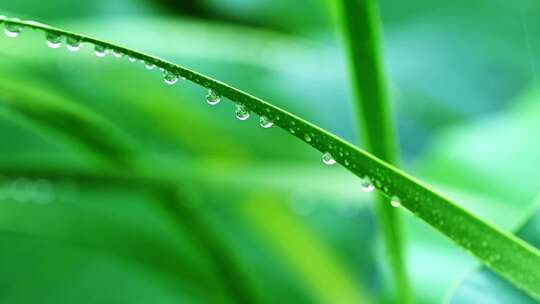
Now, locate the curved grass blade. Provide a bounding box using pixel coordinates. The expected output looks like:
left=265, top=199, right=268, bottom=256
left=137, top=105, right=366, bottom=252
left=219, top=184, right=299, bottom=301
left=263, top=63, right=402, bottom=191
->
left=2, top=16, right=540, bottom=300
left=0, top=80, right=137, bottom=167
left=337, top=0, right=409, bottom=301
left=0, top=81, right=261, bottom=303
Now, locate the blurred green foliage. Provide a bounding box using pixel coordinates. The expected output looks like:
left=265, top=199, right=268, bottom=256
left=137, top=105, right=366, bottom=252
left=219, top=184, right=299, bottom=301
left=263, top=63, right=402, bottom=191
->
left=0, top=0, right=539, bottom=303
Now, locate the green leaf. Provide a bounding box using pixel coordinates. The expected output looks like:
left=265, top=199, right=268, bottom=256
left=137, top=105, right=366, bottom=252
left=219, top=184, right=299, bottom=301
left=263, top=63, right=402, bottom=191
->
left=448, top=199, right=540, bottom=304
left=2, top=17, right=540, bottom=300
left=337, top=0, right=409, bottom=302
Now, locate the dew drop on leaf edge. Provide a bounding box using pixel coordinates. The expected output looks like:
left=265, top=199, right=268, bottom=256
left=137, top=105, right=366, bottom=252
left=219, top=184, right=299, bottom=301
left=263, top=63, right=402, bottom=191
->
left=163, top=71, right=179, bottom=85
left=94, top=44, right=109, bottom=57
left=145, top=62, right=155, bottom=70
left=360, top=177, right=374, bottom=192
left=206, top=89, right=221, bottom=106
left=259, top=116, right=273, bottom=128
left=390, top=196, right=401, bottom=208
left=4, top=23, right=22, bottom=38
left=66, top=37, right=81, bottom=52
left=45, top=32, right=62, bottom=48
left=235, top=104, right=250, bottom=120
left=112, top=50, right=124, bottom=58
left=322, top=152, right=336, bottom=165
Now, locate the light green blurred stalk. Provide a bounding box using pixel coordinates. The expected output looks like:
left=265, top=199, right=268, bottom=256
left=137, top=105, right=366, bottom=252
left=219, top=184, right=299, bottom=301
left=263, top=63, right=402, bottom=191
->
left=337, top=0, right=411, bottom=302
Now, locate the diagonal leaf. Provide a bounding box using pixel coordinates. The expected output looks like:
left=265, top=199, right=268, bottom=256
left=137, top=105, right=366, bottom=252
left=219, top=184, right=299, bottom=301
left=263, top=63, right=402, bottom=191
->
left=2, top=17, right=540, bottom=300
left=448, top=198, right=540, bottom=304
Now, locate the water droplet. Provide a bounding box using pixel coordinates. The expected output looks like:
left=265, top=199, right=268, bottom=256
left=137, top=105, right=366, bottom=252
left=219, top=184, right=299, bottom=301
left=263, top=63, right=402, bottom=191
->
left=322, top=152, right=336, bottom=165
left=45, top=32, right=62, bottom=48
left=94, top=44, right=109, bottom=57
left=304, top=134, right=312, bottom=142
left=360, top=177, right=374, bottom=192
left=289, top=128, right=296, bottom=134
left=163, top=71, right=179, bottom=85
left=206, top=89, right=221, bottom=105
left=390, top=196, right=401, bottom=208
left=259, top=116, right=273, bottom=128
left=144, top=62, right=155, bottom=70
left=235, top=104, right=250, bottom=120
left=344, top=159, right=350, bottom=166
left=128, top=56, right=137, bottom=62
left=4, top=23, right=22, bottom=38
left=112, top=50, right=123, bottom=58
left=66, top=36, right=81, bottom=51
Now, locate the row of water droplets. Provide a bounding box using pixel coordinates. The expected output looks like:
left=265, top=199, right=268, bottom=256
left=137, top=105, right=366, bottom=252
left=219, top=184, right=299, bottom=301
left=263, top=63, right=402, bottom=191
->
left=1, top=16, right=401, bottom=208
left=322, top=151, right=401, bottom=208
left=205, top=89, right=274, bottom=128
left=1, top=17, right=186, bottom=87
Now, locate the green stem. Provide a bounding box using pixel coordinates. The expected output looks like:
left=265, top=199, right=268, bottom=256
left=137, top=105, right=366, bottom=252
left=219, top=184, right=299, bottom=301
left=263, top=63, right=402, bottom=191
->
left=337, top=0, right=411, bottom=302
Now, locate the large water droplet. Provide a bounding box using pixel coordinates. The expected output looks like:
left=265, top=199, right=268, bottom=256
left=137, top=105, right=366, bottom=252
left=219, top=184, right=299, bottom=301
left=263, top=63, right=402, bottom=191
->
left=45, top=32, right=62, bottom=48
left=259, top=116, right=273, bottom=128
left=360, top=177, right=374, bottom=192
left=163, top=71, right=178, bottom=85
left=4, top=23, right=22, bottom=38
left=235, top=104, right=250, bottom=120
left=390, top=196, right=401, bottom=208
left=128, top=56, right=137, bottom=62
left=206, top=89, right=221, bottom=106
left=322, top=152, right=336, bottom=165
left=94, top=44, right=109, bottom=57
left=66, top=36, right=81, bottom=51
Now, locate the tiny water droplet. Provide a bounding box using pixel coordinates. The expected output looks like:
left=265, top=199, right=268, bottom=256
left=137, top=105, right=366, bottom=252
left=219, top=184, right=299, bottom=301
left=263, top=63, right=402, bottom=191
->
left=163, top=71, right=179, bottom=85
left=4, top=23, right=22, bottom=38
left=289, top=128, right=296, bottom=134
left=344, top=159, right=350, bottom=166
left=66, top=36, right=81, bottom=51
left=128, top=56, right=137, bottom=62
left=304, top=134, right=312, bottom=142
left=235, top=104, right=250, bottom=120
left=45, top=32, right=62, bottom=48
left=144, top=62, right=155, bottom=70
left=112, top=50, right=124, bottom=58
left=360, top=177, right=374, bottom=192
left=259, top=116, right=273, bottom=128
left=94, top=45, right=109, bottom=57
left=322, top=152, right=336, bottom=165
left=390, top=196, right=401, bottom=208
